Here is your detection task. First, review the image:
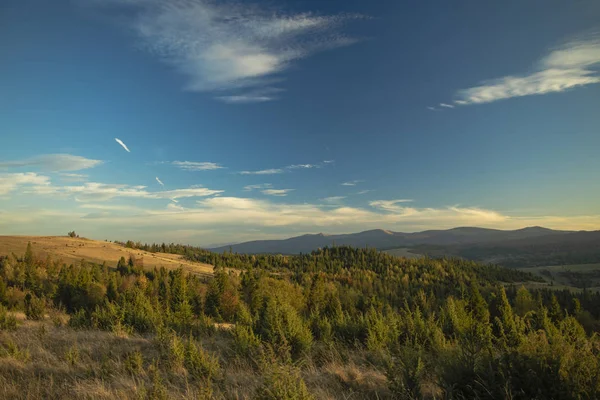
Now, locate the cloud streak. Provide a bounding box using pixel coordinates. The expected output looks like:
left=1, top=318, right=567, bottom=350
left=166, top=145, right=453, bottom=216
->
left=0, top=154, right=103, bottom=172
left=90, top=0, right=363, bottom=102
left=156, top=177, right=164, bottom=187
left=115, top=138, right=131, bottom=152
left=262, top=189, right=294, bottom=196
left=172, top=161, right=224, bottom=171
left=240, top=160, right=333, bottom=175
left=341, top=180, right=362, bottom=186
left=452, top=36, right=600, bottom=105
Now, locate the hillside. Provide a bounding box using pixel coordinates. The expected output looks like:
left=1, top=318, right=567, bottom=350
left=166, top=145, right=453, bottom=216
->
left=1, top=243, right=599, bottom=399
left=0, top=236, right=213, bottom=276
left=210, top=226, right=571, bottom=254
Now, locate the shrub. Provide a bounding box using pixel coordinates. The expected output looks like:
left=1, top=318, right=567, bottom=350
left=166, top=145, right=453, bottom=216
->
left=255, top=364, right=314, bottom=400
left=0, top=339, right=30, bottom=362
left=24, top=293, right=45, bottom=320
left=232, top=324, right=261, bottom=358
left=69, top=308, right=91, bottom=329
left=184, top=338, right=221, bottom=381
left=0, top=305, right=18, bottom=331
left=124, top=350, right=144, bottom=376
left=65, top=344, right=80, bottom=366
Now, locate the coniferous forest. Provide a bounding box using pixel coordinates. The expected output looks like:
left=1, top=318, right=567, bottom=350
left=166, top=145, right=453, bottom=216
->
left=1, top=242, right=600, bottom=399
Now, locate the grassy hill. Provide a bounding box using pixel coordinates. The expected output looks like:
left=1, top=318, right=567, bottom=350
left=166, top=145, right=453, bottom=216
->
left=0, top=236, right=213, bottom=277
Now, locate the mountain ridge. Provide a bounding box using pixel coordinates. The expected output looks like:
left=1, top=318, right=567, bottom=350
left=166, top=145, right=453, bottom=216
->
left=209, top=226, right=575, bottom=254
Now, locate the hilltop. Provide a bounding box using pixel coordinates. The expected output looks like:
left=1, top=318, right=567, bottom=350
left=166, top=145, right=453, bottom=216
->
left=0, top=236, right=213, bottom=276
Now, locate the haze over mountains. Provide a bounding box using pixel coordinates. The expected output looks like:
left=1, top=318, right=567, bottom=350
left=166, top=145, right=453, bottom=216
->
left=210, top=226, right=570, bottom=254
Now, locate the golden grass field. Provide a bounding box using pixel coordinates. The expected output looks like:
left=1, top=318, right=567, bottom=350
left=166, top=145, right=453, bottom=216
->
left=0, top=236, right=214, bottom=277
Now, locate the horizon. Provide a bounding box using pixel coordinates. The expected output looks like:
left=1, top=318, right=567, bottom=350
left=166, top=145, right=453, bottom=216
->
left=2, top=0, right=600, bottom=246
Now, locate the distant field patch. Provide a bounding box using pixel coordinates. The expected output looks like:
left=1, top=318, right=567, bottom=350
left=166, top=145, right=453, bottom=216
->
left=518, top=263, right=600, bottom=292
left=383, top=248, right=423, bottom=259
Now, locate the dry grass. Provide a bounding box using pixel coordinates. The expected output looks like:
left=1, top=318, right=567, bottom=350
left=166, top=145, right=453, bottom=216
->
left=0, top=236, right=213, bottom=277
left=0, top=314, right=392, bottom=399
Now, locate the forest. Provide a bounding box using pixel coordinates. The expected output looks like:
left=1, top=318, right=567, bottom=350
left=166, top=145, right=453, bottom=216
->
left=1, top=242, right=600, bottom=399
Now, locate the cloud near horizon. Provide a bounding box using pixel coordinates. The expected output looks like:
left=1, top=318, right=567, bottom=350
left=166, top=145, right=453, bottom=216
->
left=88, top=0, right=363, bottom=102
left=3, top=191, right=600, bottom=245
left=452, top=36, right=600, bottom=105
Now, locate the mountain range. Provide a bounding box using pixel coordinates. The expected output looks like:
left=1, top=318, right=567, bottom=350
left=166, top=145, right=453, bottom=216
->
left=210, top=226, right=568, bottom=254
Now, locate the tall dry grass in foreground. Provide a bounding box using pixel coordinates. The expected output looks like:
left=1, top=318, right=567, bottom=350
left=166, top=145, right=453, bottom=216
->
left=0, top=311, right=390, bottom=399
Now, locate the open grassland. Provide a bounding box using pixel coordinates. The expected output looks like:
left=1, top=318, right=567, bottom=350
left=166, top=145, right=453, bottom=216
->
left=518, top=263, right=600, bottom=292
left=0, top=236, right=213, bottom=277
left=0, top=312, right=391, bottom=400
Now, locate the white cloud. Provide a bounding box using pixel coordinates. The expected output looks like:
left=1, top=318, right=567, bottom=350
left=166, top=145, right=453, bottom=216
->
left=240, top=168, right=284, bottom=175
left=262, top=189, right=294, bottom=196
left=115, top=138, right=131, bottom=152
left=156, top=177, right=165, bottom=187
left=244, top=183, right=272, bottom=191
left=2, top=193, right=600, bottom=243
left=90, top=0, right=362, bottom=101
left=356, top=190, right=371, bottom=195
left=453, top=36, right=600, bottom=105
left=439, top=103, right=454, bottom=108
left=427, top=106, right=437, bottom=111
left=172, top=161, right=224, bottom=171
left=0, top=154, right=103, bottom=172
left=341, top=180, right=362, bottom=186
left=0, top=173, right=51, bottom=195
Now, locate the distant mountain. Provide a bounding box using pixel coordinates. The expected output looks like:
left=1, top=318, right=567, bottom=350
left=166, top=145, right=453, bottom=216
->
left=209, top=226, right=571, bottom=254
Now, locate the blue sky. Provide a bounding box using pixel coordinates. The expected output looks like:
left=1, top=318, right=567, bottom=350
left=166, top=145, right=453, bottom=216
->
left=1, top=0, right=600, bottom=246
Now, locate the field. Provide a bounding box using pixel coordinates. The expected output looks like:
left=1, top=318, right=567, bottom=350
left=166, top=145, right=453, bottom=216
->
left=518, top=263, right=600, bottom=292
left=382, top=247, right=423, bottom=259
left=0, top=236, right=213, bottom=277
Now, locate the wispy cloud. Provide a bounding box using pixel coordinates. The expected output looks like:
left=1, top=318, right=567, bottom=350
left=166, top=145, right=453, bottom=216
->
left=356, top=190, right=372, bottom=195
left=240, top=169, right=284, bottom=175
left=244, top=183, right=272, bottom=191
left=341, top=180, right=363, bottom=186
left=90, top=0, right=363, bottom=102
left=172, top=161, right=224, bottom=171
left=439, top=103, right=454, bottom=108
left=452, top=36, right=600, bottom=105
left=262, top=188, right=294, bottom=196
left=59, top=173, right=89, bottom=182
left=156, top=177, right=165, bottom=187
left=322, top=196, right=346, bottom=204
left=115, top=138, right=130, bottom=152
left=23, top=180, right=223, bottom=202
left=216, top=88, right=284, bottom=104
left=0, top=154, right=103, bottom=172
left=369, top=199, right=414, bottom=212
left=240, top=160, right=333, bottom=175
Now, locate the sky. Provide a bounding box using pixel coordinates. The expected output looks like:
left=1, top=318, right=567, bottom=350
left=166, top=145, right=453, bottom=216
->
left=1, top=0, right=600, bottom=246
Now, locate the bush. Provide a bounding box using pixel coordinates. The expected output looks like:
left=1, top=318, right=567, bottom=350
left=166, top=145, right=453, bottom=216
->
left=232, top=324, right=261, bottom=358
left=24, top=293, right=45, bottom=320
left=65, top=344, right=80, bottom=366
left=184, top=338, right=221, bottom=381
left=124, top=350, right=144, bottom=376
left=0, top=305, right=18, bottom=331
left=255, top=364, right=314, bottom=400
left=0, top=339, right=30, bottom=362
